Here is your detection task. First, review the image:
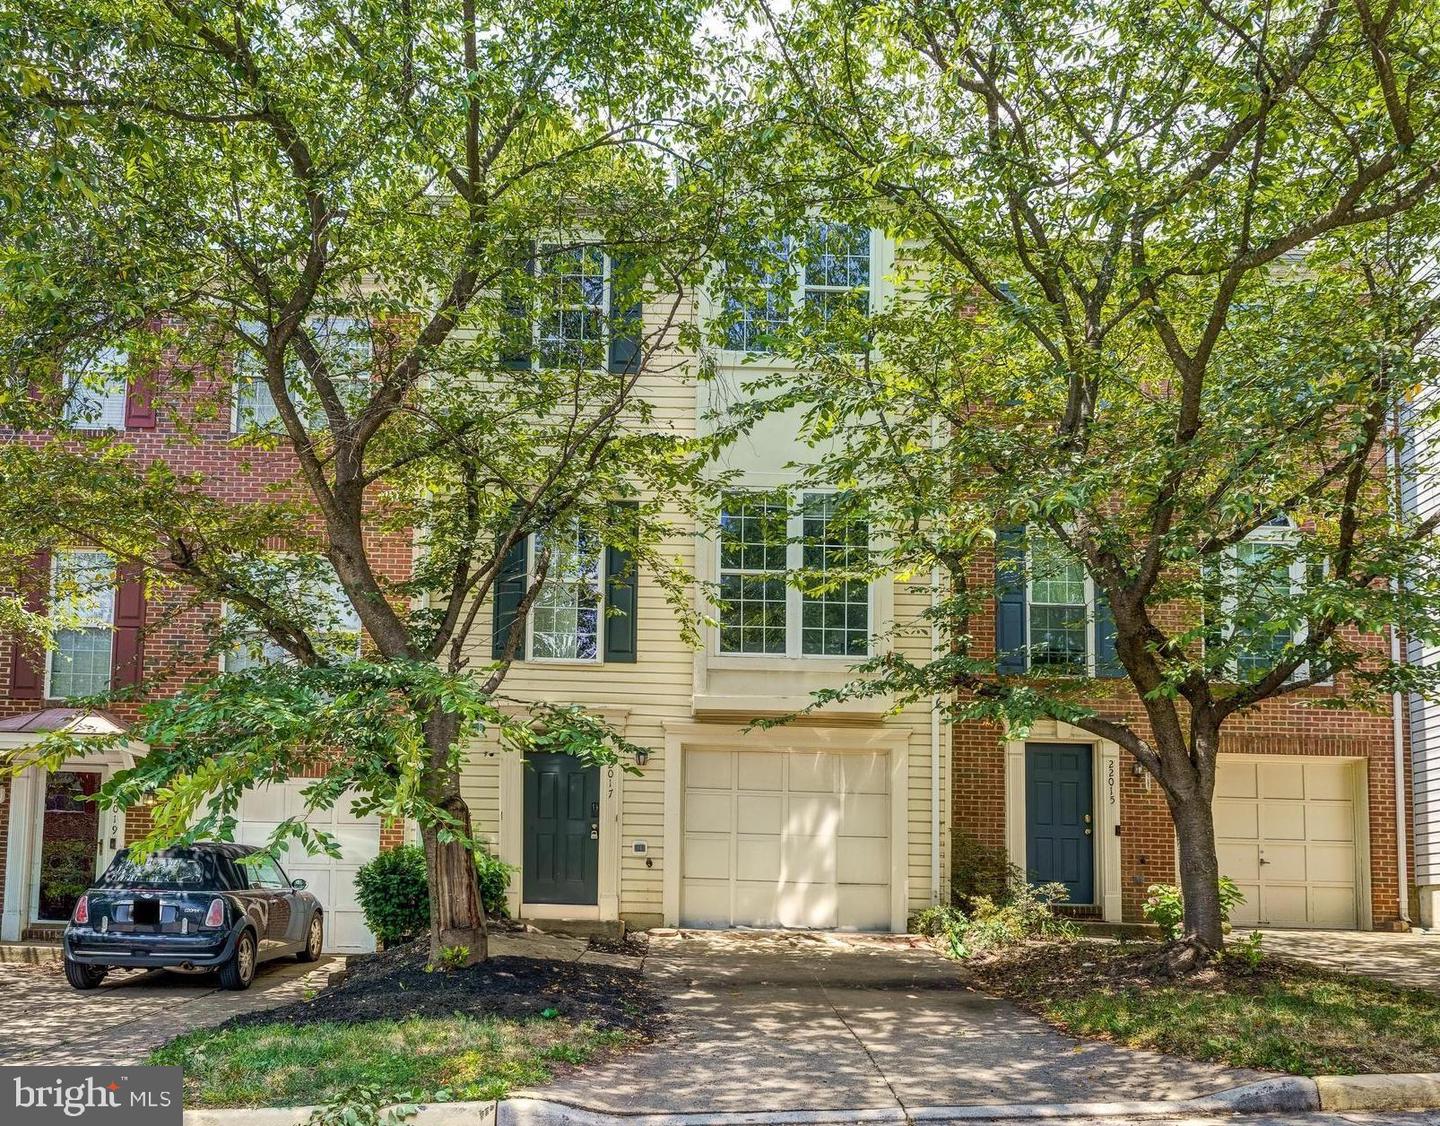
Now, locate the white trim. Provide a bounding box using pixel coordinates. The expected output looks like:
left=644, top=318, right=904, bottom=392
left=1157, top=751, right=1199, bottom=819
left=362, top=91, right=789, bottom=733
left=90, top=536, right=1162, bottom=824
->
left=661, top=721, right=910, bottom=933
left=499, top=751, right=623, bottom=921
left=1004, top=721, right=1122, bottom=922
left=0, top=735, right=136, bottom=940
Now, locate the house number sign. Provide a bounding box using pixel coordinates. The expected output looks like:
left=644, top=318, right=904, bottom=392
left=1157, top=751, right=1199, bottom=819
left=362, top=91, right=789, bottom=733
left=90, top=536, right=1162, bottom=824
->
left=1106, top=760, right=1117, bottom=806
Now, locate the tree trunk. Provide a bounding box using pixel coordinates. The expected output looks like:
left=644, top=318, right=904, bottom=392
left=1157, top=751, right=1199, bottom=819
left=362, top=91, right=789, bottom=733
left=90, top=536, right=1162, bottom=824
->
left=1167, top=787, right=1225, bottom=969
left=420, top=711, right=487, bottom=965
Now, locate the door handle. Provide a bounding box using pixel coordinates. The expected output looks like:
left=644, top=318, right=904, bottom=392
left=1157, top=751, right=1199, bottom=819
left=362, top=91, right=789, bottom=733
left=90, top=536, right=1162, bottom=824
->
left=590, top=823, right=599, bottom=840
left=1083, top=827, right=1092, bottom=836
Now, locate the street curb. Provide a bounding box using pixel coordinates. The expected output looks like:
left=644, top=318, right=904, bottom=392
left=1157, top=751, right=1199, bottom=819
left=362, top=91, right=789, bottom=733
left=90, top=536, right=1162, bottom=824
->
left=181, top=1073, right=1440, bottom=1125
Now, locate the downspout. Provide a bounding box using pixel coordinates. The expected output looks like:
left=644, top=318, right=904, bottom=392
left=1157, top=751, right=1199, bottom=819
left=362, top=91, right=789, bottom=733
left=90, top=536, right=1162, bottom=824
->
left=1391, top=407, right=1412, bottom=925
left=929, top=415, right=943, bottom=907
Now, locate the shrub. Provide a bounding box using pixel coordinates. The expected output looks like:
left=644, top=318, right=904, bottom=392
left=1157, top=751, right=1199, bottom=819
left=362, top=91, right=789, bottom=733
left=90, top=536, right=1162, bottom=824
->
left=1142, top=876, right=1245, bottom=942
left=950, top=833, right=1016, bottom=907
left=355, top=844, right=512, bottom=948
left=915, top=877, right=1075, bottom=958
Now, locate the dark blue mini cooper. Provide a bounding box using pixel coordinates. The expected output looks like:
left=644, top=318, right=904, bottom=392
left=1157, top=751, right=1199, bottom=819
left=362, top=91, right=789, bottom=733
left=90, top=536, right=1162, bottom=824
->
left=63, top=843, right=324, bottom=991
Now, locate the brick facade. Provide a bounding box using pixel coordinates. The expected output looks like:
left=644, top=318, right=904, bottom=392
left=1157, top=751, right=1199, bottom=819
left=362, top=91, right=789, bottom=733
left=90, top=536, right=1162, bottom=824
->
left=951, top=540, right=1414, bottom=929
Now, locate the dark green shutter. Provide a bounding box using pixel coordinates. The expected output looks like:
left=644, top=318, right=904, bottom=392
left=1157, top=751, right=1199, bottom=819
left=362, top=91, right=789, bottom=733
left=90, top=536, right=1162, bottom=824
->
left=491, top=529, right=529, bottom=660
left=603, top=500, right=639, bottom=662
left=1093, top=588, right=1122, bottom=677
left=500, top=243, right=536, bottom=371
left=608, top=253, right=643, bottom=375
left=995, top=525, right=1027, bottom=674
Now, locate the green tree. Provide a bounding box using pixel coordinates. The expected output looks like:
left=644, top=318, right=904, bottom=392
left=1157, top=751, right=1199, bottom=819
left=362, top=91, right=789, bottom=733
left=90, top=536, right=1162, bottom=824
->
left=711, top=0, right=1440, bottom=964
left=0, top=0, right=718, bottom=962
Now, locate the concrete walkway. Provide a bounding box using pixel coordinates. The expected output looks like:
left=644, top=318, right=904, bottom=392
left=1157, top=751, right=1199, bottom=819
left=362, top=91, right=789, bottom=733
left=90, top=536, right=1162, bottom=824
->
left=1261, top=929, right=1440, bottom=993
left=526, top=931, right=1260, bottom=1114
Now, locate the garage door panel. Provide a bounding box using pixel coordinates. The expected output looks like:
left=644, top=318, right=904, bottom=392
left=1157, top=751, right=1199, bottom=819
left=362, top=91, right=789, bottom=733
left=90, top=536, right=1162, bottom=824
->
left=1307, top=804, right=1355, bottom=842
left=1264, top=803, right=1307, bottom=841
left=788, top=752, right=834, bottom=793
left=1259, top=762, right=1305, bottom=800
left=1265, top=884, right=1309, bottom=924
left=688, top=749, right=734, bottom=789
left=840, top=794, right=889, bottom=837
left=683, top=835, right=731, bottom=880
left=685, top=791, right=732, bottom=834
left=683, top=881, right=734, bottom=927
left=782, top=833, right=837, bottom=883
left=837, top=838, right=889, bottom=885
left=786, top=794, right=840, bottom=836
left=1216, top=763, right=1258, bottom=799
left=1264, top=841, right=1309, bottom=882
left=1311, top=885, right=1359, bottom=928
left=1228, top=883, right=1262, bottom=926
left=1308, top=842, right=1355, bottom=874
left=732, top=883, right=783, bottom=927
left=1305, top=762, right=1352, bottom=801
left=1218, top=841, right=1260, bottom=882
left=775, top=882, right=837, bottom=928
left=736, top=836, right=782, bottom=881
left=840, top=754, right=888, bottom=795
left=737, top=750, right=783, bottom=789
left=332, top=823, right=382, bottom=857
left=736, top=793, right=782, bottom=833
left=838, top=885, right=890, bottom=931
left=1215, top=801, right=1259, bottom=840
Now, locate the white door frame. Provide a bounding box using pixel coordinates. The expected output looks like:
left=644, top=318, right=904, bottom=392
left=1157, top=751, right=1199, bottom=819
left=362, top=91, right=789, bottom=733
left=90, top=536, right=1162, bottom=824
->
left=498, top=752, right=623, bottom=922
left=1005, top=720, right=1123, bottom=923
left=662, top=721, right=911, bottom=933
left=2, top=737, right=136, bottom=940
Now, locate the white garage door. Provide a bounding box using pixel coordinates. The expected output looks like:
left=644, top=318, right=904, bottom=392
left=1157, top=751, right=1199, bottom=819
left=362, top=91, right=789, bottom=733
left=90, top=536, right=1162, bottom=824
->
left=681, top=748, right=892, bottom=931
left=1215, top=758, right=1360, bottom=929
left=236, top=782, right=382, bottom=953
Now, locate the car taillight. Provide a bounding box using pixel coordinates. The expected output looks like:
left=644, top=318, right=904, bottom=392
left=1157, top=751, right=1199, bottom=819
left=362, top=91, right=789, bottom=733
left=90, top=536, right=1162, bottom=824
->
left=204, top=898, right=225, bottom=928
left=73, top=895, right=89, bottom=925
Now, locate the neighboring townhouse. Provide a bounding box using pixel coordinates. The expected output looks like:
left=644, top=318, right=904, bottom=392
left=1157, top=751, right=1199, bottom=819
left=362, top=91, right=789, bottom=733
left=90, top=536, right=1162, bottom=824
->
left=953, top=523, right=1414, bottom=931
left=1403, top=392, right=1437, bottom=928
left=0, top=329, right=406, bottom=952
left=463, top=226, right=951, bottom=932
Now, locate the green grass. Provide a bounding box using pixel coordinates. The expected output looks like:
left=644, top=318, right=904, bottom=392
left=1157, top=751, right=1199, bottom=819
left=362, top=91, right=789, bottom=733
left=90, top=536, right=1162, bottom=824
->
left=977, top=941, right=1440, bottom=1075
left=149, top=1015, right=631, bottom=1108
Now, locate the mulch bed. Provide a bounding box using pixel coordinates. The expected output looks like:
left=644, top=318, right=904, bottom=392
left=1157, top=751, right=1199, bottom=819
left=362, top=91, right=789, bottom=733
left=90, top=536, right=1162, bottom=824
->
left=227, top=938, right=662, bottom=1036
left=587, top=931, right=649, bottom=957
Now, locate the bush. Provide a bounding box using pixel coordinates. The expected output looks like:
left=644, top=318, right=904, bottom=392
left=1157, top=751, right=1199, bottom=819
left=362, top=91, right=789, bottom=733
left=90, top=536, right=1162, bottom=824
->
left=950, top=833, right=1016, bottom=907
left=1142, top=876, right=1245, bottom=942
left=915, top=877, right=1076, bottom=959
left=355, top=844, right=512, bottom=948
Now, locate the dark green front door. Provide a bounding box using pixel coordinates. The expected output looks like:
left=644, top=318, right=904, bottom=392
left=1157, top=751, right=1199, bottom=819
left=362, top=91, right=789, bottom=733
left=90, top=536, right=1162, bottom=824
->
left=1025, top=743, right=1094, bottom=904
left=523, top=752, right=600, bottom=905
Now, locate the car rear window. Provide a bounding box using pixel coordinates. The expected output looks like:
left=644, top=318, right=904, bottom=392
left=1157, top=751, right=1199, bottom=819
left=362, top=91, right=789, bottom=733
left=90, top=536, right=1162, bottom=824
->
left=97, top=852, right=212, bottom=889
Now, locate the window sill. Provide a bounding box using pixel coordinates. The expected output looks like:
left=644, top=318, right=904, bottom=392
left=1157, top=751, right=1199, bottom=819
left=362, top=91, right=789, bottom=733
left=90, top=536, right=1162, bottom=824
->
left=708, top=653, right=868, bottom=671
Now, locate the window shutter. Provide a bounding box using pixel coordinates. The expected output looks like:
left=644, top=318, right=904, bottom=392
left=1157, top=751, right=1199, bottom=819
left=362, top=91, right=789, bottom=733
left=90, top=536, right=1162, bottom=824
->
left=491, top=527, right=529, bottom=660
left=607, top=254, right=643, bottom=375
left=500, top=243, right=536, bottom=371
left=111, top=561, right=146, bottom=687
left=995, top=525, right=1027, bottom=675
left=603, top=501, right=639, bottom=663
left=9, top=550, right=51, bottom=699
left=1093, top=588, right=1122, bottom=677
left=124, top=373, right=156, bottom=429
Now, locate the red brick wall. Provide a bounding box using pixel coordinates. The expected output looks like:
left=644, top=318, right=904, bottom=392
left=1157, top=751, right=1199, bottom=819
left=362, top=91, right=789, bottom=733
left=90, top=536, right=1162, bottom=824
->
left=951, top=541, right=1410, bottom=928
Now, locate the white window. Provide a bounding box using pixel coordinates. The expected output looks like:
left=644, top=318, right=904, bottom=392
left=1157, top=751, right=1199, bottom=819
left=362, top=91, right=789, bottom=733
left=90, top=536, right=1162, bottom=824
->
left=717, top=490, right=872, bottom=658
left=725, top=223, right=873, bottom=354
left=233, top=318, right=372, bottom=431
left=1027, top=532, right=1092, bottom=674
left=221, top=559, right=362, bottom=671
left=48, top=550, right=116, bottom=698
left=62, top=346, right=128, bottom=430
left=527, top=519, right=604, bottom=661
left=1223, top=518, right=1308, bottom=682
left=536, top=246, right=609, bottom=371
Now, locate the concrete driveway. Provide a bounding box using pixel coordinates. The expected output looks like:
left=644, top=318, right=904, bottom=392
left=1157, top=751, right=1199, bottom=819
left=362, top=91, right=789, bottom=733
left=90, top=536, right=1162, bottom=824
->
left=0, top=955, right=343, bottom=1066
left=1261, top=929, right=1440, bottom=992
left=527, top=931, right=1260, bottom=1114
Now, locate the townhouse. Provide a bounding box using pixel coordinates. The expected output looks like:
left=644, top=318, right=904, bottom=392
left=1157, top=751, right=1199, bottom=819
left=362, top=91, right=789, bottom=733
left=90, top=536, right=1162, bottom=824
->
left=0, top=223, right=1422, bottom=951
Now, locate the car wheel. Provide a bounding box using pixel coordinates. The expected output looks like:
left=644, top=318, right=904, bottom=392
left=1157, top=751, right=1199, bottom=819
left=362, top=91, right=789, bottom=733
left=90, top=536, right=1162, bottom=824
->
left=297, top=913, right=322, bottom=963
left=219, top=930, right=257, bottom=991
left=63, top=959, right=106, bottom=991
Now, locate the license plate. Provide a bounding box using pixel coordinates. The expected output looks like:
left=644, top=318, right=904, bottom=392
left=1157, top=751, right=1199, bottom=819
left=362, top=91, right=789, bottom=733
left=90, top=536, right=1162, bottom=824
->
left=132, top=897, right=161, bottom=926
